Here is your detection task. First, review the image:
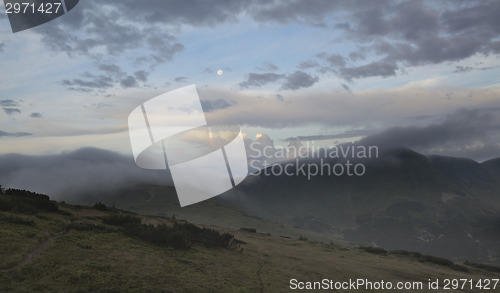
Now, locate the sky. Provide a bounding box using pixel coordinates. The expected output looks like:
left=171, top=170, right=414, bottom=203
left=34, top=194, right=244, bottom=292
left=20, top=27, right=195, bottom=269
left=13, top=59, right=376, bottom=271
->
left=1, top=0, right=500, bottom=168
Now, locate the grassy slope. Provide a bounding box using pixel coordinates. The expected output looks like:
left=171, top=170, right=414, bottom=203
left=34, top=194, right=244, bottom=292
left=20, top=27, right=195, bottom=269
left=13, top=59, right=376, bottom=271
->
left=77, top=184, right=344, bottom=244
left=1, top=204, right=498, bottom=293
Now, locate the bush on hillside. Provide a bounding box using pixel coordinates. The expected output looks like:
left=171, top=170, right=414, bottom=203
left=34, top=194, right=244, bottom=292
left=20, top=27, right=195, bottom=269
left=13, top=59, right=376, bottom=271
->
left=94, top=202, right=107, bottom=211
left=102, top=214, right=141, bottom=226
left=123, top=222, right=237, bottom=250
left=360, top=246, right=387, bottom=254
left=0, top=189, right=58, bottom=214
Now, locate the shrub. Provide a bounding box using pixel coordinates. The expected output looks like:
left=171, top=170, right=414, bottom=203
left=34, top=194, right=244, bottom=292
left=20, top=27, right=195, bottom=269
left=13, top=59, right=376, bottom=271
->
left=360, top=246, right=387, bottom=254
left=418, top=254, right=453, bottom=266
left=1, top=189, right=58, bottom=213
left=167, top=230, right=191, bottom=250
left=57, top=209, right=73, bottom=216
left=390, top=250, right=411, bottom=256
left=94, top=202, right=107, bottom=211
left=67, top=222, right=107, bottom=231
left=0, top=198, right=14, bottom=211
left=415, top=254, right=467, bottom=271
left=239, top=227, right=257, bottom=233
left=102, top=214, right=141, bottom=226
left=123, top=222, right=237, bottom=250
left=450, top=264, right=469, bottom=272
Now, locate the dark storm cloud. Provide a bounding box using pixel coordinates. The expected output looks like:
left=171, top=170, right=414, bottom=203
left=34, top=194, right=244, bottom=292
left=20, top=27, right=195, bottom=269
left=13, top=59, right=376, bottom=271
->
left=339, top=60, right=398, bottom=80
left=281, top=71, right=319, bottom=90
left=239, top=71, right=318, bottom=90
left=0, top=99, right=21, bottom=116
left=335, top=1, right=500, bottom=79
left=256, top=62, right=279, bottom=71
left=28, top=0, right=500, bottom=84
left=319, top=53, right=347, bottom=68
left=442, top=1, right=500, bottom=35
left=334, top=23, right=350, bottom=30
left=3, top=108, right=21, bottom=115
left=120, top=76, right=138, bottom=88
left=30, top=112, right=42, bottom=118
left=33, top=0, right=182, bottom=91
left=98, top=64, right=125, bottom=78
left=297, top=60, right=320, bottom=70
left=453, top=65, right=497, bottom=73
left=348, top=51, right=365, bottom=61
left=34, top=0, right=196, bottom=58
left=249, top=0, right=387, bottom=25
left=86, top=103, right=113, bottom=110
left=341, top=83, right=352, bottom=93
left=453, top=66, right=474, bottom=73
left=62, top=64, right=149, bottom=91
left=61, top=74, right=114, bottom=91
left=134, top=70, right=149, bottom=82
left=0, top=99, right=18, bottom=107
left=407, top=114, right=434, bottom=121
left=0, top=147, right=170, bottom=201
left=0, top=42, right=4, bottom=52
left=239, top=73, right=285, bottom=88
left=254, top=0, right=500, bottom=80
left=200, top=99, right=235, bottom=112
left=68, top=62, right=149, bottom=91
left=105, top=0, right=247, bottom=26
left=358, top=108, right=500, bottom=161
left=0, top=130, right=32, bottom=137
left=202, top=67, right=213, bottom=74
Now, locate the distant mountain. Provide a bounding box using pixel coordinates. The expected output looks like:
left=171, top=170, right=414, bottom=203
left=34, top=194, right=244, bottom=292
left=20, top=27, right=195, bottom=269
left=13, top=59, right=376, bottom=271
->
left=483, top=158, right=500, bottom=181
left=66, top=147, right=500, bottom=265
left=221, top=148, right=500, bottom=265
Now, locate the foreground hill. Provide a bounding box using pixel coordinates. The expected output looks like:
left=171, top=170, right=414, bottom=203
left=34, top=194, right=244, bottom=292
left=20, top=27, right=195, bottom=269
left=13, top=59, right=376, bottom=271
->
left=1, top=189, right=499, bottom=292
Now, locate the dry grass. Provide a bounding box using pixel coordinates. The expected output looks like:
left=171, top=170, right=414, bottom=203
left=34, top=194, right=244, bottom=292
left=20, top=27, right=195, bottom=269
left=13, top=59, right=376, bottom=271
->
left=0, top=205, right=497, bottom=292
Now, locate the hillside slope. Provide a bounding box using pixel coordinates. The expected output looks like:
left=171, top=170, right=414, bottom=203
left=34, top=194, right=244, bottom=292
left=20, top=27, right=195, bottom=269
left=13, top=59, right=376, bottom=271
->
left=1, top=190, right=499, bottom=292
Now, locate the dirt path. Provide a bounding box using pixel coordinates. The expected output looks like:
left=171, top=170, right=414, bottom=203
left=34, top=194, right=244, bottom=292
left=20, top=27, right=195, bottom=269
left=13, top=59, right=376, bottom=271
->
left=257, top=262, right=264, bottom=293
left=0, top=231, right=69, bottom=273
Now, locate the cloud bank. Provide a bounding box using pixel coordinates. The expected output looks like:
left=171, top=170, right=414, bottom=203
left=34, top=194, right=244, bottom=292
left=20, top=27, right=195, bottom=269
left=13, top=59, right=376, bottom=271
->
left=0, top=148, right=171, bottom=202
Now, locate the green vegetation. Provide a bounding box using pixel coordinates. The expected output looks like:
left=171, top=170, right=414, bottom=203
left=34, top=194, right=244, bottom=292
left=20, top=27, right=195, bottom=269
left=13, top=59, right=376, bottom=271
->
left=0, top=213, right=36, bottom=226
left=416, top=255, right=469, bottom=272
left=123, top=222, right=237, bottom=250
left=0, top=188, right=58, bottom=214
left=93, top=202, right=107, bottom=211
left=239, top=227, right=257, bottom=233
left=101, top=214, right=141, bottom=226
left=360, top=246, right=387, bottom=254
left=101, top=213, right=237, bottom=249
left=66, top=222, right=109, bottom=232
left=0, top=188, right=498, bottom=292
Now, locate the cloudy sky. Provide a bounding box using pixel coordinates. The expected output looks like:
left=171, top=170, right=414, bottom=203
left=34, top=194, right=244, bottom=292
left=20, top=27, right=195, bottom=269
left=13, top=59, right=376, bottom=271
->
left=1, top=0, right=500, bottom=164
